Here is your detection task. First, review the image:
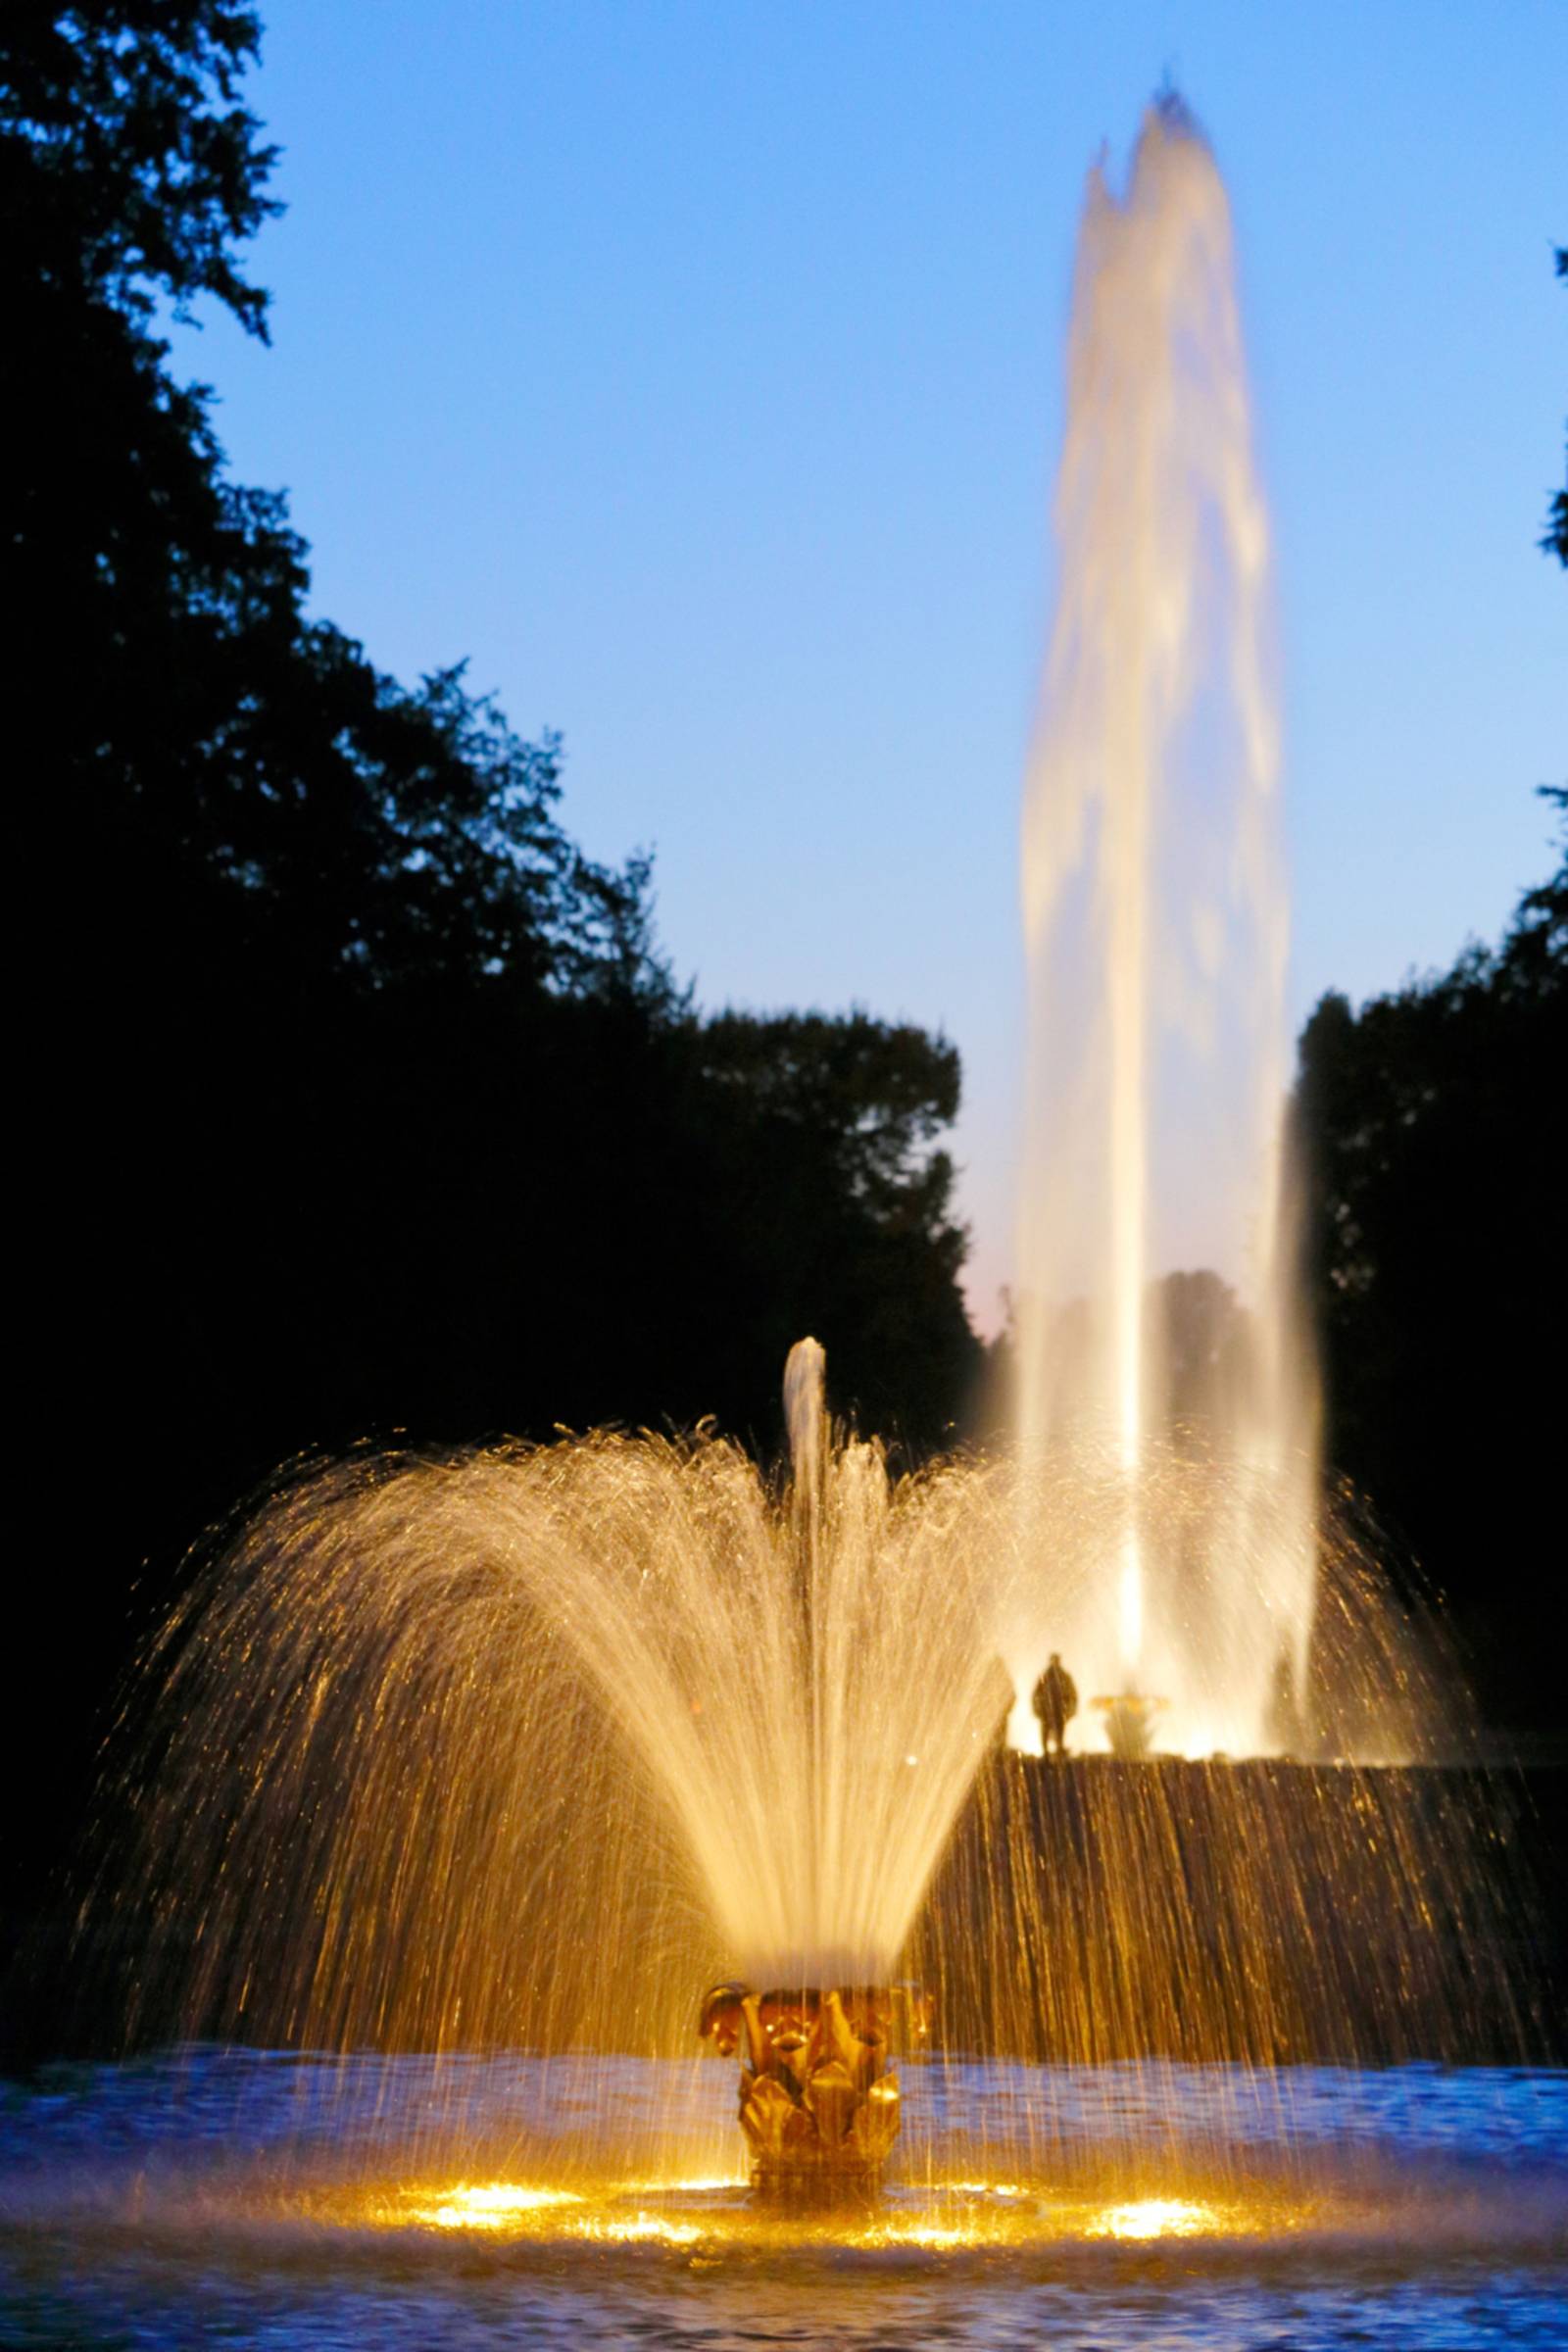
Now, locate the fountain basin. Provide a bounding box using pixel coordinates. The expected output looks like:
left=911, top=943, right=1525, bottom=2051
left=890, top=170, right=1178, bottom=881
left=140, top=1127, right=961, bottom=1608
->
left=3, top=2050, right=1565, bottom=2348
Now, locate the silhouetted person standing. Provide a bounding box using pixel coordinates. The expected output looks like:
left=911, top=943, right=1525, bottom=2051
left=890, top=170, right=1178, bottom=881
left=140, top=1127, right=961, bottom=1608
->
left=1032, top=1653, right=1078, bottom=1758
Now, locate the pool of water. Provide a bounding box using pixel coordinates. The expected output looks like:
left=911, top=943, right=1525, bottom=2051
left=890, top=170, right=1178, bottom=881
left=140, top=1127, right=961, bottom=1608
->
left=2, top=2051, right=1564, bottom=2348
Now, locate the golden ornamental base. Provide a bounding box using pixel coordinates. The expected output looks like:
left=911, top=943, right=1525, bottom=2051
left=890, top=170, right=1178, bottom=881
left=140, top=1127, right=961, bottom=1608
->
left=699, top=1981, right=930, bottom=2188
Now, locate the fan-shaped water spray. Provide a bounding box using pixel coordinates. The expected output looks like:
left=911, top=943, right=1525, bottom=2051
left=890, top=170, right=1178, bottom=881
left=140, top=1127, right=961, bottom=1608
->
left=112, top=1341, right=1026, bottom=2074
left=99, top=1339, right=1475, bottom=2108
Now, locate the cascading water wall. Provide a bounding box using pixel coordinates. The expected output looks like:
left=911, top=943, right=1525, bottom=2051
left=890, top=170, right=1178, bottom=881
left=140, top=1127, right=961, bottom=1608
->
left=1011, top=96, right=1319, bottom=1758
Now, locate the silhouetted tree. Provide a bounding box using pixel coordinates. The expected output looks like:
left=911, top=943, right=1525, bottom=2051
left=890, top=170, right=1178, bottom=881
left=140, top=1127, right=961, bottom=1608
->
left=1293, top=238, right=1566, bottom=1734
left=1153, top=1269, right=1253, bottom=1434
left=3, top=6, right=982, bottom=1915
left=3, top=2, right=657, bottom=1006
left=687, top=1011, right=977, bottom=1444
left=1297, top=793, right=1566, bottom=1728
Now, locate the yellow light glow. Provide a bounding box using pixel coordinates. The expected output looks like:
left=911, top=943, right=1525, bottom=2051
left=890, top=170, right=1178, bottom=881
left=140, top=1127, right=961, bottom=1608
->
left=590, top=2213, right=703, bottom=2246
left=409, top=2182, right=583, bottom=2231
left=348, top=2176, right=1286, bottom=2256
left=620, top=2177, right=740, bottom=2194
left=1090, top=2197, right=1217, bottom=2240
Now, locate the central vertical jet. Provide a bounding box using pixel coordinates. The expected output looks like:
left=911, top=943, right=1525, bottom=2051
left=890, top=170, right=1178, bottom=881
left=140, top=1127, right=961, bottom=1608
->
left=1013, top=97, right=1317, bottom=1755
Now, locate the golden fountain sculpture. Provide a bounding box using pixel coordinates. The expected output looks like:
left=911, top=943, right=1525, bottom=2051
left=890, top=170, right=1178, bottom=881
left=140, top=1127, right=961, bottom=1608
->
left=699, top=1982, right=931, bottom=2188
left=1092, top=1690, right=1168, bottom=1759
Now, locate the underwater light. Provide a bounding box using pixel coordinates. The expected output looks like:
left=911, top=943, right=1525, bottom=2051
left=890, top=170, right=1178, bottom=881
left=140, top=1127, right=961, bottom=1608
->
left=410, top=2183, right=582, bottom=2230
left=1090, top=2197, right=1218, bottom=2239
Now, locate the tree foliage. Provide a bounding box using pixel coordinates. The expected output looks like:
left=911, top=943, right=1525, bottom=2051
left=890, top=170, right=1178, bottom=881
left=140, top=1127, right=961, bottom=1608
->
left=1297, top=794, right=1566, bottom=1723
left=1293, top=238, right=1565, bottom=1732
left=1, top=0, right=276, bottom=331
left=3, top=3, right=658, bottom=1014
left=4, top=5, right=980, bottom=1895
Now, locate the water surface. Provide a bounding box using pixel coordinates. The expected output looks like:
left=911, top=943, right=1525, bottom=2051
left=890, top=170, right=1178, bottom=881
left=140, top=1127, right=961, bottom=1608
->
left=3, top=2052, right=1564, bottom=2348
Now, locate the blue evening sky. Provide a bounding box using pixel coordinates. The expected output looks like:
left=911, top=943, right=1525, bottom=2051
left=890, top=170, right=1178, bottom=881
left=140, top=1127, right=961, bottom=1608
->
left=175, top=0, right=1564, bottom=1330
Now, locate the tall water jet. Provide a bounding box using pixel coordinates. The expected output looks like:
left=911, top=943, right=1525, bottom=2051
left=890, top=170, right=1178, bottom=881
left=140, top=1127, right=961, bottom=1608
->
left=1012, top=97, right=1318, bottom=1756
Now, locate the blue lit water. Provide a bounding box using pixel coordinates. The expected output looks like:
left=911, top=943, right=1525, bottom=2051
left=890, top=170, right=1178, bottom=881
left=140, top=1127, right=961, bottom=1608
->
left=2, top=2052, right=1564, bottom=2348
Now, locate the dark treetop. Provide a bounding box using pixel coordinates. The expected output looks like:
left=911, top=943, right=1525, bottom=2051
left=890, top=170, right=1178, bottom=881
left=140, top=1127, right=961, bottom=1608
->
left=3, top=4, right=980, bottom=1899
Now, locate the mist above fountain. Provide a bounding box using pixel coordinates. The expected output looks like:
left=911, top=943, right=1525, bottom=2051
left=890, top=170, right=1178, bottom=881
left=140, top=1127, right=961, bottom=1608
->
left=1011, top=96, right=1318, bottom=1757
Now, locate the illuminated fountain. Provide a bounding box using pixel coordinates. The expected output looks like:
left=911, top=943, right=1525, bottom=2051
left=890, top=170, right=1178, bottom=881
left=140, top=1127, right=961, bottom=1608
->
left=16, top=99, right=1557, bottom=2350
left=94, top=97, right=1475, bottom=2181
left=1010, top=93, right=1317, bottom=1759
left=104, top=1330, right=1474, bottom=2103
left=112, top=1335, right=1025, bottom=2182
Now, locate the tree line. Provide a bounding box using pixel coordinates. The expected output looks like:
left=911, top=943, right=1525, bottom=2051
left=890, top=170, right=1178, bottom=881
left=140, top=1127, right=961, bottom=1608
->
left=1296, top=244, right=1564, bottom=1730
left=3, top=2, right=979, bottom=1894
left=1298, top=792, right=1564, bottom=1733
